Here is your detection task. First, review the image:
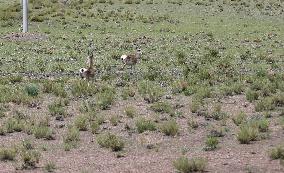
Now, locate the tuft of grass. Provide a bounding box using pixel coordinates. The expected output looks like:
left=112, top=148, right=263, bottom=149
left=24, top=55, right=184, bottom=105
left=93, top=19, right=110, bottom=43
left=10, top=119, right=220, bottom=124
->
left=255, top=97, right=275, bottom=112
left=256, top=118, right=269, bottom=132
left=97, top=133, right=125, bottom=152
left=74, top=115, right=88, bottom=131
left=211, top=104, right=227, bottom=121
left=0, top=147, right=17, bottom=161
left=44, top=161, right=56, bottom=172
left=124, top=106, right=136, bottom=118
left=150, top=102, right=174, bottom=115
left=204, top=137, right=219, bottom=151
left=138, top=80, right=164, bottom=103
left=246, top=89, right=259, bottom=102
left=188, top=118, right=199, bottom=130
left=20, top=150, right=41, bottom=169
left=22, top=139, right=34, bottom=150
left=209, top=126, right=226, bottom=137
left=173, top=157, right=207, bottom=173
left=48, top=100, right=67, bottom=117
left=4, top=117, right=25, bottom=133
left=63, top=126, right=80, bottom=151
left=232, top=111, right=247, bottom=126
left=32, top=125, right=54, bottom=140
left=121, top=86, right=135, bottom=100
left=190, top=99, right=202, bottom=113
left=96, top=86, right=115, bottom=110
left=110, top=115, right=119, bottom=126
left=71, top=80, right=97, bottom=97
left=160, top=120, right=179, bottom=136
left=269, top=145, right=284, bottom=160
left=237, top=125, right=259, bottom=144
left=90, top=121, right=100, bottom=134
left=25, top=84, right=39, bottom=97
left=135, top=118, right=156, bottom=133
left=43, top=81, right=67, bottom=98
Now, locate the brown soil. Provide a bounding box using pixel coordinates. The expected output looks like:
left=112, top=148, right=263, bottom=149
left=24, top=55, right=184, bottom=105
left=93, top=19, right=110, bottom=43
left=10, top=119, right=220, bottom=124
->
left=0, top=94, right=283, bottom=173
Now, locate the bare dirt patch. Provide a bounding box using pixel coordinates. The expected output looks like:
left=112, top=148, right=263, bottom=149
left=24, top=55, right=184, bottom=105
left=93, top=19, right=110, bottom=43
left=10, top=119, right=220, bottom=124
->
left=1, top=32, right=48, bottom=42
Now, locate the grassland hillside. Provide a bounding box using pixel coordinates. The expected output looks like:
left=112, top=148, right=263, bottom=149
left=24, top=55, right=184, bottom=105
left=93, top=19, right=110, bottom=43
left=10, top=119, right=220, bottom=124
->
left=0, top=0, right=283, bottom=172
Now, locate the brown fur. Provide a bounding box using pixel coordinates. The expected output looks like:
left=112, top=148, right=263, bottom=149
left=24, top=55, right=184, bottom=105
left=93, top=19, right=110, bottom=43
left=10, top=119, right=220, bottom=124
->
left=85, top=53, right=95, bottom=81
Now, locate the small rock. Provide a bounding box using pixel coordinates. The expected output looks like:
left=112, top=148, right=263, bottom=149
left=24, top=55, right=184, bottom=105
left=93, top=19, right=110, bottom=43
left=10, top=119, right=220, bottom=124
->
left=165, top=95, right=172, bottom=99
left=55, top=116, right=64, bottom=121
left=146, top=144, right=155, bottom=149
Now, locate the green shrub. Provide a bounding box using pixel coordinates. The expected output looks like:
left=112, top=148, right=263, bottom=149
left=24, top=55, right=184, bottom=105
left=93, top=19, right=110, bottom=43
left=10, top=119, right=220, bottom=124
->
left=125, top=106, right=136, bottom=118
left=4, top=118, right=24, bottom=133
left=211, top=104, right=227, bottom=121
left=20, top=150, right=41, bottom=169
left=63, top=126, right=80, bottom=151
left=209, top=126, right=226, bottom=137
left=188, top=118, right=199, bottom=130
left=138, top=80, right=164, bottom=103
left=32, top=125, right=54, bottom=140
left=204, top=137, right=219, bottom=151
left=110, top=115, right=119, bottom=126
left=190, top=99, right=202, bottom=113
left=74, top=115, right=88, bottom=131
left=71, top=80, right=97, bottom=96
left=0, top=147, right=17, bottom=161
left=173, top=157, right=207, bottom=173
left=160, top=120, right=179, bottom=136
left=150, top=102, right=174, bottom=115
left=90, top=121, right=100, bottom=134
left=255, top=97, right=275, bottom=112
left=43, top=81, right=67, bottom=98
left=246, top=89, right=259, bottom=102
left=256, top=118, right=269, bottom=132
left=44, top=161, right=56, bottom=172
left=97, top=87, right=115, bottom=110
left=25, top=84, right=39, bottom=97
left=22, top=139, right=34, bottom=150
left=136, top=118, right=156, bottom=133
left=237, top=125, right=259, bottom=144
left=97, top=133, right=124, bottom=151
left=232, top=111, right=247, bottom=126
left=269, top=145, right=284, bottom=160
left=48, top=100, right=66, bottom=117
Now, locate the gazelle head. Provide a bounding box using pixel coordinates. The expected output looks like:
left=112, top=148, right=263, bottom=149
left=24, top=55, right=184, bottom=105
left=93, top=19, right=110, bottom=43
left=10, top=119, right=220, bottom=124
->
left=136, top=48, right=142, bottom=59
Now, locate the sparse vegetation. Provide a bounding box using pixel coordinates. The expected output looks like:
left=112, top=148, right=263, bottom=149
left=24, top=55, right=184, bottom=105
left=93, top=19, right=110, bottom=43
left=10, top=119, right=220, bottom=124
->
left=74, top=115, right=88, bottom=131
left=160, top=120, right=179, bottom=136
left=0, top=147, right=17, bottom=161
left=0, top=0, right=283, bottom=171
left=150, top=101, right=174, bottom=115
left=135, top=118, right=156, bottom=133
left=173, top=157, right=207, bottom=173
left=269, top=145, right=284, bottom=160
left=204, top=137, right=219, bottom=151
left=20, top=150, right=41, bottom=169
left=63, top=126, right=80, bottom=151
left=237, top=124, right=259, bottom=144
left=233, top=111, right=247, bottom=126
left=97, top=133, right=125, bottom=152
left=44, top=161, right=56, bottom=172
left=124, top=106, right=136, bottom=118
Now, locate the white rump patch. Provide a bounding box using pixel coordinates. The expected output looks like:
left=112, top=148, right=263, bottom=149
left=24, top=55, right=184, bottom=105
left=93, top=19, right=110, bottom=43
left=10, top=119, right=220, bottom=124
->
left=121, top=55, right=127, bottom=60
left=79, top=68, right=87, bottom=73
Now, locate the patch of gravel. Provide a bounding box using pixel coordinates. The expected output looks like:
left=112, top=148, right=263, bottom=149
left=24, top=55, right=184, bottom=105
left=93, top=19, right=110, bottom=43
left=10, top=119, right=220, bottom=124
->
left=1, top=32, right=48, bottom=41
